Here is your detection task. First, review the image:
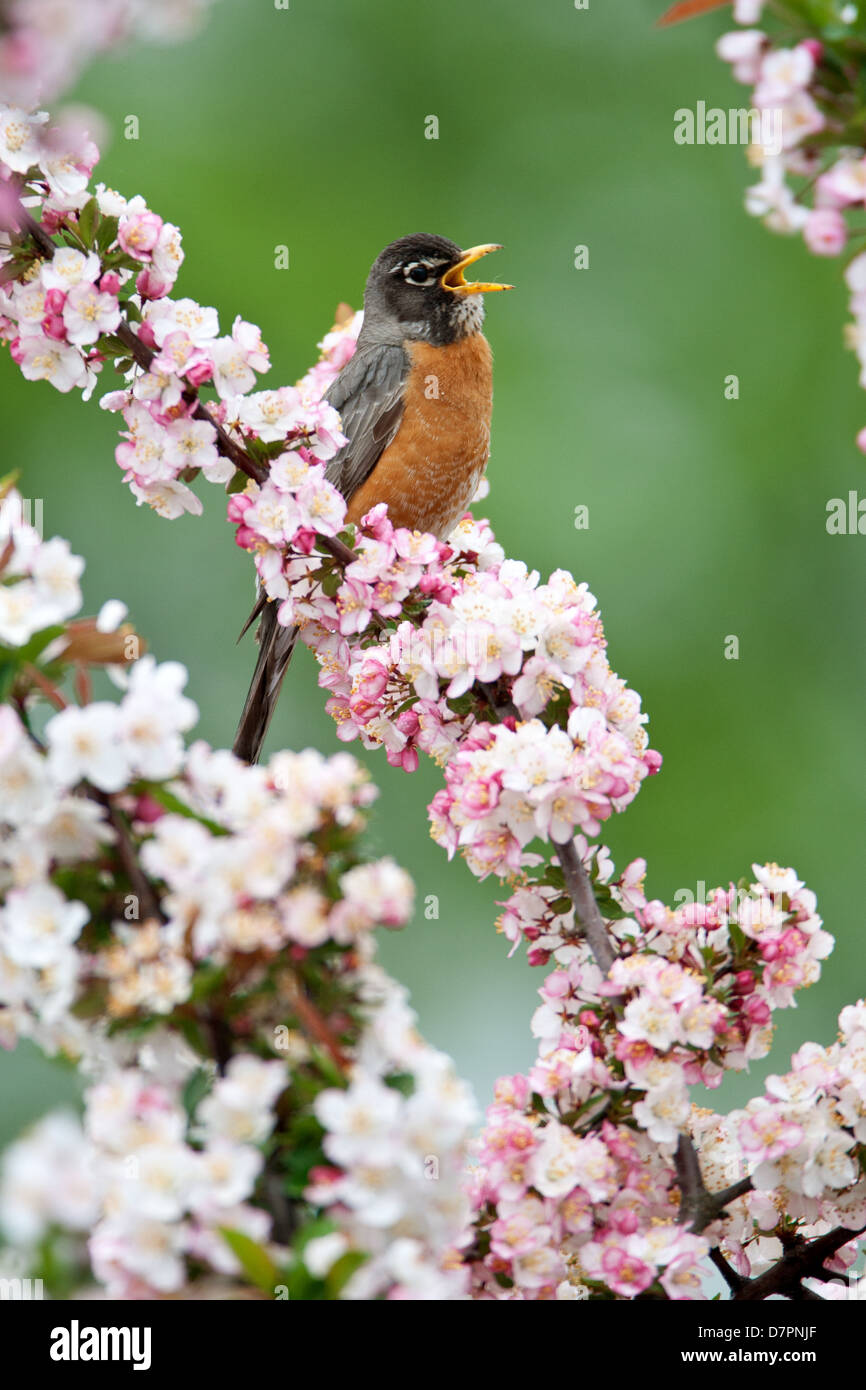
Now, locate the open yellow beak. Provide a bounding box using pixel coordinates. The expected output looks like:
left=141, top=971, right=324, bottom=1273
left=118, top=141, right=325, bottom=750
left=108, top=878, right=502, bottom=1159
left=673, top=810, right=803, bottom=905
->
left=440, top=243, right=513, bottom=296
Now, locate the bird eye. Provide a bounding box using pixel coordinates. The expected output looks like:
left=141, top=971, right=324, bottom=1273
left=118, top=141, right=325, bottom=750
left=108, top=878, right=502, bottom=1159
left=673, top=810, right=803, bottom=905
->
left=404, top=262, right=434, bottom=285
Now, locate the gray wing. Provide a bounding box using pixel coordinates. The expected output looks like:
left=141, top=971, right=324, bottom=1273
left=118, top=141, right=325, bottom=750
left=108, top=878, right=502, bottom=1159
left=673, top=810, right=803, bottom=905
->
left=325, top=343, right=410, bottom=501
left=233, top=343, right=409, bottom=765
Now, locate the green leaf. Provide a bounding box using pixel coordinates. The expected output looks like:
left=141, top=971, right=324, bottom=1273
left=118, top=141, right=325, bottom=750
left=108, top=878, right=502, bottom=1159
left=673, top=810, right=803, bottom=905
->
left=326, top=1250, right=367, bottom=1297
left=11, top=623, right=66, bottom=667
left=188, top=962, right=228, bottom=1002
left=96, top=334, right=129, bottom=357
left=278, top=1145, right=326, bottom=1199
left=539, top=864, right=566, bottom=889
left=729, top=921, right=747, bottom=956
left=383, top=1070, right=415, bottom=1097
left=549, top=894, right=573, bottom=916
left=95, top=216, right=120, bottom=253
left=140, top=782, right=225, bottom=836
left=219, top=1228, right=278, bottom=1295
left=0, top=470, right=21, bottom=501
left=593, top=888, right=630, bottom=921
left=0, top=657, right=17, bottom=703
left=182, top=1065, right=212, bottom=1119
left=77, top=197, right=99, bottom=248
left=226, top=469, right=249, bottom=495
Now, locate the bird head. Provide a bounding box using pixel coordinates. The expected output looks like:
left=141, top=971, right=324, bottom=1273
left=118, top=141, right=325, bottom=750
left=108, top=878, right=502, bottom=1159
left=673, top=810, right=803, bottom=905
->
left=361, top=234, right=512, bottom=346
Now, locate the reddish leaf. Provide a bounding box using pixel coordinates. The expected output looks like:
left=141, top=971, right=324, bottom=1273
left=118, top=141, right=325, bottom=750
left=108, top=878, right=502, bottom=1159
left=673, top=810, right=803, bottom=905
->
left=657, top=0, right=731, bottom=26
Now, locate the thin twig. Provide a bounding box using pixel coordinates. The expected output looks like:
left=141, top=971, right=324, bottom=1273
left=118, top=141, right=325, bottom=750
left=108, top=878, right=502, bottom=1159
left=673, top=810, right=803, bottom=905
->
left=709, top=1245, right=746, bottom=1295
left=93, top=792, right=165, bottom=925
left=286, top=969, right=349, bottom=1074
left=113, top=319, right=266, bottom=485
left=21, top=662, right=67, bottom=709
left=554, top=836, right=617, bottom=974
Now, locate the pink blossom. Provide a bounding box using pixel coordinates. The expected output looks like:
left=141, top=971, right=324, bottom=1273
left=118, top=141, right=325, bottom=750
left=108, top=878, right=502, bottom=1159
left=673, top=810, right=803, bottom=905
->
left=803, top=208, right=847, bottom=257
left=118, top=210, right=163, bottom=261
left=62, top=281, right=120, bottom=346
left=599, top=1245, right=655, bottom=1297
left=739, top=1108, right=803, bottom=1161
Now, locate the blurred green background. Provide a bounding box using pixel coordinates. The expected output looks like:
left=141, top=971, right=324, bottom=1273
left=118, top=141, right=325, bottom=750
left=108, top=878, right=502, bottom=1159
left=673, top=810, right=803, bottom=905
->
left=1, top=0, right=864, bottom=1145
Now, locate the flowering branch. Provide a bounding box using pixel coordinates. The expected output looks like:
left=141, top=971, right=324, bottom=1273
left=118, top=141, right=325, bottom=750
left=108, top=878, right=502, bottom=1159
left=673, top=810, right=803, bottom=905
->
left=697, top=0, right=866, bottom=452
left=0, top=490, right=476, bottom=1298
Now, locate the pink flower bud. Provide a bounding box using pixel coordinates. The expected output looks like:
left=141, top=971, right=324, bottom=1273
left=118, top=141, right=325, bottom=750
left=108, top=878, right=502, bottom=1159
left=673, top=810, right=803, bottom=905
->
left=359, top=503, right=394, bottom=542
left=395, top=709, right=420, bottom=737
left=544, top=973, right=570, bottom=999
left=137, top=319, right=157, bottom=349
left=43, top=288, right=66, bottom=314
left=118, top=210, right=163, bottom=260
left=733, top=970, right=755, bottom=995
left=610, top=1208, right=639, bottom=1236
left=40, top=208, right=64, bottom=234
left=132, top=794, right=165, bottom=824
left=184, top=356, right=213, bottom=387
left=391, top=746, right=419, bottom=773
left=233, top=525, right=258, bottom=550
left=41, top=314, right=67, bottom=341
left=99, top=271, right=121, bottom=295
left=744, top=995, right=771, bottom=1027
left=800, top=39, right=823, bottom=63
left=9, top=335, right=24, bottom=365
left=803, top=208, right=847, bottom=257
left=135, top=267, right=171, bottom=301
left=419, top=572, right=456, bottom=602
left=294, top=526, right=317, bottom=554
left=527, top=946, right=550, bottom=967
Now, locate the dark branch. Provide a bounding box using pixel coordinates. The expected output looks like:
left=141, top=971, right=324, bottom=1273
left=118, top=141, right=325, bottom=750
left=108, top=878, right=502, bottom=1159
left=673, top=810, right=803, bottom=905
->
left=673, top=1134, right=862, bottom=1300
left=734, top=1223, right=866, bottom=1302
left=675, top=1134, right=753, bottom=1233
left=709, top=1245, right=746, bottom=1295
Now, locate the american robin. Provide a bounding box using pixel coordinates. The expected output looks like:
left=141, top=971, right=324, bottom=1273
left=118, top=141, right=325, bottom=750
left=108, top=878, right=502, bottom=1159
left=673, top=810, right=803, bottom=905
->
left=233, top=233, right=512, bottom=764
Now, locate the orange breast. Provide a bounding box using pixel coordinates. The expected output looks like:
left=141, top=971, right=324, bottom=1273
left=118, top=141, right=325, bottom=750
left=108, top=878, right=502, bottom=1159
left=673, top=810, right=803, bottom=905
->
left=345, top=332, right=494, bottom=539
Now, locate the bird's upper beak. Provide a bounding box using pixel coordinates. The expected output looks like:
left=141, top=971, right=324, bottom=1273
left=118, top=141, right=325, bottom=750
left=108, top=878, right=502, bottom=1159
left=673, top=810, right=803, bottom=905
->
left=440, top=243, right=513, bottom=296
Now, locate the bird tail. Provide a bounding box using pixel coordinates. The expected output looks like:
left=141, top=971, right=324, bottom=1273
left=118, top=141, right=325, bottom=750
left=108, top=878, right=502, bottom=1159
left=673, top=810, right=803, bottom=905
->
left=232, top=598, right=298, bottom=764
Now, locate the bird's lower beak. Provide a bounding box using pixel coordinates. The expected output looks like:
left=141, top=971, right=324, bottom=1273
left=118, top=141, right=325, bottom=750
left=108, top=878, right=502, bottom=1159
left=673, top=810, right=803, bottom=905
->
left=440, top=243, right=513, bottom=296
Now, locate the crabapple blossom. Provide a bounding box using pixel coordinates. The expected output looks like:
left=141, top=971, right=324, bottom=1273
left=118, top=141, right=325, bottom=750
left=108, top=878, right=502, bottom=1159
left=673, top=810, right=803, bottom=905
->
left=0, top=0, right=218, bottom=108
left=0, top=534, right=476, bottom=1298
left=713, top=8, right=866, bottom=441
left=0, top=498, right=84, bottom=644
